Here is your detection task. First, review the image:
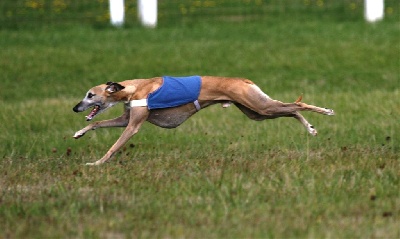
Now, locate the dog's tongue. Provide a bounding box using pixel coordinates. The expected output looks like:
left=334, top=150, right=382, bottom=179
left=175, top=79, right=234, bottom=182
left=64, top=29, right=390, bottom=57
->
left=85, top=106, right=99, bottom=121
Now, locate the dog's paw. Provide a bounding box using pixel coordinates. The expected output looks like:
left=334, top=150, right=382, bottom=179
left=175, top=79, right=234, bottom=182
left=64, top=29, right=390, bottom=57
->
left=86, top=159, right=105, bottom=165
left=73, top=131, right=85, bottom=139
left=324, top=108, right=335, bottom=116
left=307, top=125, right=318, bottom=136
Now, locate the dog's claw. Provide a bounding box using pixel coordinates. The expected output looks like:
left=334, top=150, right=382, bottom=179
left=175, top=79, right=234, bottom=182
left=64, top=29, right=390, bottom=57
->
left=306, top=124, right=318, bottom=136
left=309, top=128, right=318, bottom=136
left=325, top=108, right=335, bottom=116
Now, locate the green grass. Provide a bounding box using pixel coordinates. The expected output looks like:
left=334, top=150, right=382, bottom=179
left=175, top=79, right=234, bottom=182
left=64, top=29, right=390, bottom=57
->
left=0, top=14, right=399, bottom=238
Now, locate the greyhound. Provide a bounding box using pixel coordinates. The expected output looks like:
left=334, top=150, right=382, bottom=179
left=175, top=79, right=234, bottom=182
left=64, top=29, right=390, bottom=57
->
left=73, top=76, right=334, bottom=165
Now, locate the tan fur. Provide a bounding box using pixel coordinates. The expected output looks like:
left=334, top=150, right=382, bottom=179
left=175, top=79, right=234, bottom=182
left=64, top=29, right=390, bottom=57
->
left=73, top=76, right=334, bottom=165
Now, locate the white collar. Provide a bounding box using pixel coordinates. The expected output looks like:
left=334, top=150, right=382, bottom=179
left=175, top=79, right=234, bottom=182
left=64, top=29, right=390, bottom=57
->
left=128, top=99, right=148, bottom=108
left=128, top=99, right=201, bottom=111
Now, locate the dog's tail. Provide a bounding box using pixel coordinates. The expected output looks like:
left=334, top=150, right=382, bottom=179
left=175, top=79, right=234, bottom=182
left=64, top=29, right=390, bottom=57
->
left=295, top=94, right=303, bottom=103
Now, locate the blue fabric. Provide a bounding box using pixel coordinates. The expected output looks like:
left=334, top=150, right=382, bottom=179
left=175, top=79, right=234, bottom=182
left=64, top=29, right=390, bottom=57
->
left=147, top=76, right=202, bottom=110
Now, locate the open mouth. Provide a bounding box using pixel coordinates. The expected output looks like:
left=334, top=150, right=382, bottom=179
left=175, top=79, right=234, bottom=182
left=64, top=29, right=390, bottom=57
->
left=85, top=105, right=100, bottom=121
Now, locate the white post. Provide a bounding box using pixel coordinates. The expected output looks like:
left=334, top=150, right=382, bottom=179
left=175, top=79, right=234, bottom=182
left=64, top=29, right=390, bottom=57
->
left=365, top=0, right=384, bottom=22
left=138, top=0, right=157, bottom=28
left=109, top=0, right=125, bottom=27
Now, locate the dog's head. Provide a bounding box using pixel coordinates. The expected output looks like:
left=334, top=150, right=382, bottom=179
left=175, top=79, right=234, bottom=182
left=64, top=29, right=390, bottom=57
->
left=73, top=82, right=125, bottom=121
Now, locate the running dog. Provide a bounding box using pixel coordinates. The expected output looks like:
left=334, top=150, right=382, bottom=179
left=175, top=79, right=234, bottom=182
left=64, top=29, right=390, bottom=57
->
left=73, top=76, right=334, bottom=165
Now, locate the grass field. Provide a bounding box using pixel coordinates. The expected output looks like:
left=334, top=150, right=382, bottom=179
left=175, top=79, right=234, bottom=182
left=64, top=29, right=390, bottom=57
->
left=0, top=9, right=399, bottom=238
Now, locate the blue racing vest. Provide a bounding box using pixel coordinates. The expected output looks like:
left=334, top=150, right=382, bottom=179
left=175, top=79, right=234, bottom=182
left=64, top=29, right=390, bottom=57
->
left=147, top=76, right=202, bottom=110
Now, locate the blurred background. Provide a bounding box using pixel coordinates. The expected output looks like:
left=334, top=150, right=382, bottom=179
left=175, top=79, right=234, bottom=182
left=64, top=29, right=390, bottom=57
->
left=1, top=0, right=398, bottom=28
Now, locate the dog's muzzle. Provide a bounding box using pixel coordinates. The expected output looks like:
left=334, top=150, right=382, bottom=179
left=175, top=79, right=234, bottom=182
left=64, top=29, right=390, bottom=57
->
left=73, top=102, right=85, bottom=112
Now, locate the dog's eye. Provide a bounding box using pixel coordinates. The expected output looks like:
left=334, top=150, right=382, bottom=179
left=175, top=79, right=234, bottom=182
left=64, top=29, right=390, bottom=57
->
left=87, top=93, right=95, bottom=99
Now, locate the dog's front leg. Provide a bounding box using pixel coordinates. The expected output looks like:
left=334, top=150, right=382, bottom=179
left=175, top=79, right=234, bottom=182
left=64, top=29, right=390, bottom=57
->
left=86, top=107, right=149, bottom=165
left=73, top=109, right=130, bottom=139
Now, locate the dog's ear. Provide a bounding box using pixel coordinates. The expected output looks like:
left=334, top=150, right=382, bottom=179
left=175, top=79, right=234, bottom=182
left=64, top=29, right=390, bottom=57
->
left=105, top=82, right=125, bottom=94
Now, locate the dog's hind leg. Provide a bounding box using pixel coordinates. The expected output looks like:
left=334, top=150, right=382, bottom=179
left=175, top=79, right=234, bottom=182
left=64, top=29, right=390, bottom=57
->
left=235, top=103, right=318, bottom=136
left=262, top=100, right=334, bottom=116
left=73, top=109, right=131, bottom=139
left=86, top=107, right=149, bottom=165
left=293, top=112, right=318, bottom=136
left=226, top=83, right=333, bottom=117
